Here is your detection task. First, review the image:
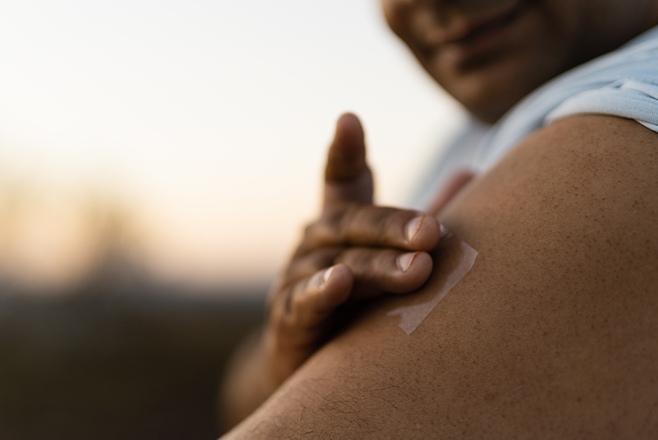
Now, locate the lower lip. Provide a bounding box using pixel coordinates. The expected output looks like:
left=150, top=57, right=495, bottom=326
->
left=441, top=8, right=524, bottom=67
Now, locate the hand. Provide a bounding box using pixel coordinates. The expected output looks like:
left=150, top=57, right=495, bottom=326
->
left=219, top=113, right=470, bottom=429
left=264, top=113, right=441, bottom=384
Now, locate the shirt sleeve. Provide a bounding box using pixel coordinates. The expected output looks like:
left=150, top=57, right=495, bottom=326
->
left=546, top=79, right=658, bottom=133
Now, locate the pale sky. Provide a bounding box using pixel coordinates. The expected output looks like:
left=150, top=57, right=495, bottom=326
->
left=0, top=0, right=467, bottom=294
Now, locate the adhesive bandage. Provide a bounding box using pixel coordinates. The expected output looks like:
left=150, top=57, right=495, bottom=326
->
left=387, top=231, right=479, bottom=335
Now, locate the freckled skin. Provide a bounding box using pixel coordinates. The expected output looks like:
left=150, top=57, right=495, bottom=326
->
left=224, top=117, right=658, bottom=439
left=220, top=0, right=658, bottom=436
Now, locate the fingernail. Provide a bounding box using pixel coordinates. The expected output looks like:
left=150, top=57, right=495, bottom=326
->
left=397, top=252, right=418, bottom=273
left=323, top=266, right=334, bottom=285
left=312, top=266, right=334, bottom=289
left=439, top=222, right=447, bottom=238
left=405, top=215, right=424, bottom=243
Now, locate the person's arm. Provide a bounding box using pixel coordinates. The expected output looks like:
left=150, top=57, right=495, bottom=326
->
left=219, top=114, right=441, bottom=429
left=221, top=115, right=658, bottom=439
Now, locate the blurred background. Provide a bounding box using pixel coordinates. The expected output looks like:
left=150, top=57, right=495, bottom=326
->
left=0, top=0, right=465, bottom=438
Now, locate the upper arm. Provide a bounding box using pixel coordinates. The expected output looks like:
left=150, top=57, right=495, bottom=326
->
left=223, top=116, right=658, bottom=439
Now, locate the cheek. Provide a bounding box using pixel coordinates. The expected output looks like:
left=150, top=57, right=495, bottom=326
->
left=379, top=0, right=442, bottom=54
left=379, top=0, right=412, bottom=37
left=537, top=0, right=582, bottom=45
left=534, top=0, right=646, bottom=71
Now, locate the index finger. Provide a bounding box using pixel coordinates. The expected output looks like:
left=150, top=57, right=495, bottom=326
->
left=299, top=204, right=441, bottom=254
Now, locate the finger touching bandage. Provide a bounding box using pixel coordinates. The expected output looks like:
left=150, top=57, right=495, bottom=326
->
left=387, top=229, right=479, bottom=335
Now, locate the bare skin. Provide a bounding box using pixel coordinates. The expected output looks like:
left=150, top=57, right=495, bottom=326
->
left=219, top=115, right=442, bottom=428
left=381, top=0, right=658, bottom=122
left=222, top=115, right=658, bottom=438
left=219, top=0, right=658, bottom=434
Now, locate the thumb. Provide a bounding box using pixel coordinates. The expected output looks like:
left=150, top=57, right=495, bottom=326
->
left=323, top=113, right=374, bottom=207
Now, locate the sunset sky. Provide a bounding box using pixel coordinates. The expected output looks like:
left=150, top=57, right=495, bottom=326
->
left=0, top=0, right=466, bottom=295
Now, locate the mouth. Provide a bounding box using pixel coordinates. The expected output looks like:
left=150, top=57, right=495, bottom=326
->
left=424, top=2, right=528, bottom=67
left=457, top=5, right=523, bottom=44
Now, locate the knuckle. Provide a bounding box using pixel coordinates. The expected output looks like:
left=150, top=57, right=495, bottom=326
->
left=356, top=206, right=411, bottom=245
left=294, top=221, right=322, bottom=255
left=382, top=208, right=413, bottom=242
left=287, top=248, right=341, bottom=280
left=306, top=218, right=335, bottom=247
left=336, top=247, right=375, bottom=272
left=288, top=280, right=313, bottom=325
left=312, top=202, right=358, bottom=245
left=267, top=280, right=297, bottom=327
left=334, top=202, right=364, bottom=241
left=376, top=208, right=399, bottom=241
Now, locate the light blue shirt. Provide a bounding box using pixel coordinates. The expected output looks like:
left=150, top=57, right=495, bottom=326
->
left=410, top=25, right=658, bottom=210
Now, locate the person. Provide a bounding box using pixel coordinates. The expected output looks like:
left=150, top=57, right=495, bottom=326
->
left=220, top=0, right=658, bottom=437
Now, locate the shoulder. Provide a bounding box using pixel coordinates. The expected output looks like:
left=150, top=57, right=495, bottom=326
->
left=453, top=114, right=658, bottom=241
left=478, top=25, right=658, bottom=171
left=445, top=115, right=658, bottom=299
left=223, top=115, right=658, bottom=439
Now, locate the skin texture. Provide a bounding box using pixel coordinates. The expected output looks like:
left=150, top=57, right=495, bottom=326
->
left=381, top=0, right=658, bottom=122
left=219, top=0, right=658, bottom=433
left=219, top=115, right=442, bottom=428
left=222, top=115, right=658, bottom=439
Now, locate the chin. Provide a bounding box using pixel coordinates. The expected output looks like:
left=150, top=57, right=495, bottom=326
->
left=442, top=72, right=528, bottom=124
left=436, top=49, right=566, bottom=124
left=455, top=86, right=518, bottom=124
